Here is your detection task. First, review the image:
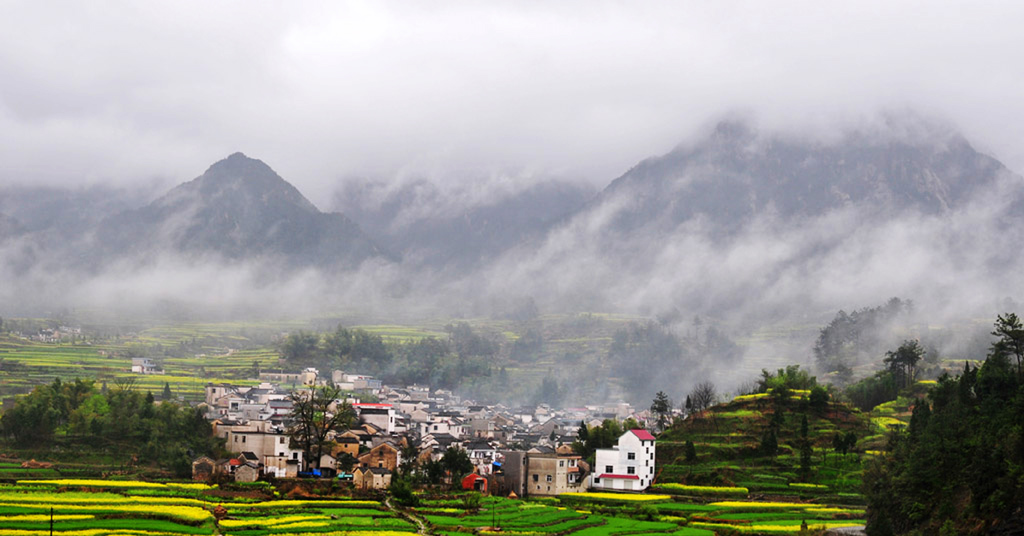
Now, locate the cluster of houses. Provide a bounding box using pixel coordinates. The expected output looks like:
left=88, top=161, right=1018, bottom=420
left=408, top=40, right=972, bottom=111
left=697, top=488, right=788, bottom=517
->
left=193, top=367, right=656, bottom=496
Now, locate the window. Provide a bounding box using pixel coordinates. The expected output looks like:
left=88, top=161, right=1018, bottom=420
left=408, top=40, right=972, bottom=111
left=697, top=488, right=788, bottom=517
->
left=280, top=437, right=286, bottom=444
left=559, top=460, right=564, bottom=467
left=241, top=436, right=246, bottom=443
left=605, top=465, right=613, bottom=473
left=533, top=474, right=539, bottom=482
left=627, top=452, right=635, bottom=460
left=593, top=477, right=600, bottom=484
left=627, top=466, right=635, bottom=475
left=546, top=475, right=552, bottom=482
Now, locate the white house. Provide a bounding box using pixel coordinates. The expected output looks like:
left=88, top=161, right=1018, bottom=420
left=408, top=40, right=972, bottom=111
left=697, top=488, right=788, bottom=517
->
left=355, top=403, right=396, bottom=434
left=591, top=429, right=656, bottom=491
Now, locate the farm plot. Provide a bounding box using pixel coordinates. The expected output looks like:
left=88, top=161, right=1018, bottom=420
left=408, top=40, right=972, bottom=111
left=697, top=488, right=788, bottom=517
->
left=550, top=492, right=865, bottom=536
left=416, top=496, right=713, bottom=536
left=0, top=480, right=414, bottom=536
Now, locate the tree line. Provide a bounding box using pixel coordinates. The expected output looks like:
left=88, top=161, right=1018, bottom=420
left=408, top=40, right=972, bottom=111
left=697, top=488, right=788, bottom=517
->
left=863, top=313, right=1024, bottom=535
left=278, top=322, right=497, bottom=392
left=0, top=378, right=220, bottom=476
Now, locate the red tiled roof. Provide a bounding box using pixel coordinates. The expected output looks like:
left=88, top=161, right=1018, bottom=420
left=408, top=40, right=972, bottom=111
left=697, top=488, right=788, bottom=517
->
left=598, top=474, right=639, bottom=480
left=630, top=429, right=656, bottom=441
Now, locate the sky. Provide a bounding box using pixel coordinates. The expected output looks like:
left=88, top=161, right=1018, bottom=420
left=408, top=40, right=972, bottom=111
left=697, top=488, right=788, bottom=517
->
left=2, top=1, right=1023, bottom=206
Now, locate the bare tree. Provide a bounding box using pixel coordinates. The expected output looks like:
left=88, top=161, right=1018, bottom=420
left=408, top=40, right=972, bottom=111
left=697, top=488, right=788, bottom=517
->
left=288, top=384, right=355, bottom=470
left=689, top=381, right=717, bottom=413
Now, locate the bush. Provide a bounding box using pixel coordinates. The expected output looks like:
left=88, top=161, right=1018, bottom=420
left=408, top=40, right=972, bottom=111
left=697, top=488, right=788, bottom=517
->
left=389, top=478, right=419, bottom=507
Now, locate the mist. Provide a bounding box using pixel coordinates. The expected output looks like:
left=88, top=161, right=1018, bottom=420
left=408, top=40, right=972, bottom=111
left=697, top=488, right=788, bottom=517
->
left=3, top=3, right=1024, bottom=404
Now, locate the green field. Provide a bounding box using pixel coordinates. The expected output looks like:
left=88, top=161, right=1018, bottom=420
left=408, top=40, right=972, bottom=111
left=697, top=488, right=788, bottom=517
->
left=0, top=479, right=410, bottom=536
left=0, top=312, right=665, bottom=404
left=419, top=492, right=864, bottom=536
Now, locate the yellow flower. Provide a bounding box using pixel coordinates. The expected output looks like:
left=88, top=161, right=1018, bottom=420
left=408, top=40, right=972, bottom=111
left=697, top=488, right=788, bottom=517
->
left=559, top=492, right=670, bottom=502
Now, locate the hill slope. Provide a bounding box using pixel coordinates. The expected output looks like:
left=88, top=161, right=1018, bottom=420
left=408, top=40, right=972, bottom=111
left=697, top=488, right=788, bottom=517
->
left=90, top=153, right=389, bottom=268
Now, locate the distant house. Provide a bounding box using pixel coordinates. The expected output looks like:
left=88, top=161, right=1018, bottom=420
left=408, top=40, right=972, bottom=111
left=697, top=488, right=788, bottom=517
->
left=525, top=450, right=587, bottom=496
left=355, top=403, right=396, bottom=434
left=353, top=466, right=391, bottom=490
left=358, top=442, right=399, bottom=471
left=462, top=473, right=488, bottom=492
left=235, top=462, right=260, bottom=482
left=332, top=435, right=360, bottom=458
left=591, top=429, right=656, bottom=491
left=131, top=358, right=162, bottom=375
left=191, top=456, right=218, bottom=481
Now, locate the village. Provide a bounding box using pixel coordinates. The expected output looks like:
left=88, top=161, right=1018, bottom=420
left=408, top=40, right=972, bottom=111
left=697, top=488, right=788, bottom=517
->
left=194, top=366, right=657, bottom=497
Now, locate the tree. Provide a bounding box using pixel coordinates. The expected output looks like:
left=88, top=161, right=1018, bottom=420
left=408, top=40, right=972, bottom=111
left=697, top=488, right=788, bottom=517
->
left=809, top=385, right=829, bottom=411
left=991, top=313, right=1024, bottom=379
left=650, top=391, right=672, bottom=432
left=883, top=340, right=924, bottom=389
left=799, top=414, right=812, bottom=478
left=689, top=381, right=716, bottom=413
left=760, top=428, right=778, bottom=458
left=287, top=385, right=354, bottom=470
left=162, top=382, right=173, bottom=401
left=389, top=476, right=419, bottom=506
left=279, top=331, right=322, bottom=368
left=440, top=445, right=473, bottom=486
left=684, top=440, right=697, bottom=462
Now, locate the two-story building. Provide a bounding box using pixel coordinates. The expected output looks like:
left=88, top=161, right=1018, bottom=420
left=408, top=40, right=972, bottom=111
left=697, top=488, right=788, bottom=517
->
left=591, top=429, right=655, bottom=491
left=526, top=447, right=587, bottom=496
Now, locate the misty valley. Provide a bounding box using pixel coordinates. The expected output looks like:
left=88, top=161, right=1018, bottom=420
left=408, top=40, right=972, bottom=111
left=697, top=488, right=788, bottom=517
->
left=2, top=116, right=1024, bottom=536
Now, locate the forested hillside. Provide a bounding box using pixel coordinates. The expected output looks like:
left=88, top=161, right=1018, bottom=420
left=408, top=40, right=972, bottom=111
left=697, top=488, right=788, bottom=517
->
left=863, top=314, right=1024, bottom=535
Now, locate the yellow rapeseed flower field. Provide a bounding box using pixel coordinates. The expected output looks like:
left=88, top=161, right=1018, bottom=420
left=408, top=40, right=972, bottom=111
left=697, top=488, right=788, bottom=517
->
left=559, top=492, right=671, bottom=502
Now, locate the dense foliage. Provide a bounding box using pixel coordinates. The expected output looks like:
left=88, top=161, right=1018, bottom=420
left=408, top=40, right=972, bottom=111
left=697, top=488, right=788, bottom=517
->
left=278, top=322, right=496, bottom=392
left=864, top=315, right=1024, bottom=535
left=814, top=297, right=911, bottom=378
left=0, top=378, right=220, bottom=476
left=610, top=321, right=740, bottom=403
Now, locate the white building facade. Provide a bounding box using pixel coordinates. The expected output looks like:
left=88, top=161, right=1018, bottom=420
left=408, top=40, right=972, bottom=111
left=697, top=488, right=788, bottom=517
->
left=591, top=429, right=656, bottom=491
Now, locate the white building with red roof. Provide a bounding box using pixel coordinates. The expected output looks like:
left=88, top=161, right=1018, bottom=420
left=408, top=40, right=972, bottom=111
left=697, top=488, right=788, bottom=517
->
left=591, top=429, right=656, bottom=491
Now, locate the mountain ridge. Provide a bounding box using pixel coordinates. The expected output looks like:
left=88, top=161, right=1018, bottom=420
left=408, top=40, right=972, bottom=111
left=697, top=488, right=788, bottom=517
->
left=87, top=152, right=389, bottom=268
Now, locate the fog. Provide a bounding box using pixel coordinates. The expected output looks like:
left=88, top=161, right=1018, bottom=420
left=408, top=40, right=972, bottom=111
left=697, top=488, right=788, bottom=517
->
left=3, top=2, right=1024, bottom=402
left=3, top=2, right=1024, bottom=204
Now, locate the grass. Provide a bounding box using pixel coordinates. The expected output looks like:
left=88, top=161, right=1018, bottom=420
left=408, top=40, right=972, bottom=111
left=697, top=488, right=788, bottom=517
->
left=0, top=481, right=414, bottom=536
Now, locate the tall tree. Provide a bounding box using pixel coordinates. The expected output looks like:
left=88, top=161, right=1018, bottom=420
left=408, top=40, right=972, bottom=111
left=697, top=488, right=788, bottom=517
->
left=689, top=381, right=716, bottom=413
left=287, top=384, right=354, bottom=470
left=883, top=340, right=924, bottom=388
left=650, top=391, right=672, bottom=432
left=991, top=312, right=1024, bottom=379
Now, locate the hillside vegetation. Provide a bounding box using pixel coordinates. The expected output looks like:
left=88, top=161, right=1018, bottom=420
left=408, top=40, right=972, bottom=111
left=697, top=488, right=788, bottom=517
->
left=658, top=385, right=870, bottom=503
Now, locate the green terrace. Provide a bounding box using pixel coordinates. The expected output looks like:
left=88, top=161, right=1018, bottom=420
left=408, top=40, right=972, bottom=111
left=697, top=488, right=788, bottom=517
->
left=0, top=479, right=413, bottom=536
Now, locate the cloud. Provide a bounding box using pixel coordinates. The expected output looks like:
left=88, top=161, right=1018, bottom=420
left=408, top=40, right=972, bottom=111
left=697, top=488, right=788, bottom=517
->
left=1, top=1, right=1023, bottom=204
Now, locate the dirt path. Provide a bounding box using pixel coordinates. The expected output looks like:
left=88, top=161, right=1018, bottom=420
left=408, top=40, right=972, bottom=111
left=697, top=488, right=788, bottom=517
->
left=384, top=496, right=431, bottom=535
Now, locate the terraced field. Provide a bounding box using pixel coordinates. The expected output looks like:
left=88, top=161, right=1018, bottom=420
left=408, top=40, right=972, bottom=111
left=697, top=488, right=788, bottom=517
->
left=418, top=492, right=865, bottom=536
left=0, top=479, right=413, bottom=536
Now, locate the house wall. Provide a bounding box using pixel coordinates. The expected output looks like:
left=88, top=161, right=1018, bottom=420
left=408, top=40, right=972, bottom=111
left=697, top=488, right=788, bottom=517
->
left=591, top=431, right=655, bottom=491
left=358, top=444, right=399, bottom=471
left=526, top=455, right=585, bottom=496
left=225, top=431, right=304, bottom=468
